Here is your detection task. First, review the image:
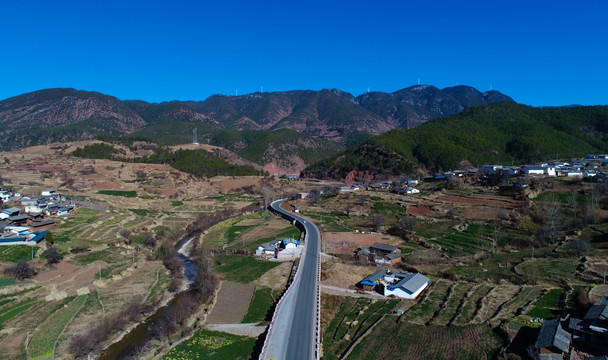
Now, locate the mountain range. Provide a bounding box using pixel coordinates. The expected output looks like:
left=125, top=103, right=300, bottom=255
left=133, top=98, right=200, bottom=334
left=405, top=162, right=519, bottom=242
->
left=0, top=85, right=513, bottom=173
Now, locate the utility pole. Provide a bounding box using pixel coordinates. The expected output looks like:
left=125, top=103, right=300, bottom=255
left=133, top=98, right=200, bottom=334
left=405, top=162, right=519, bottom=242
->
left=531, top=247, right=534, bottom=259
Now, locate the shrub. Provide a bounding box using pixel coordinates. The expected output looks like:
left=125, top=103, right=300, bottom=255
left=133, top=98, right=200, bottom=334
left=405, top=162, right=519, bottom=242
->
left=4, top=261, right=36, bottom=280
left=45, top=247, right=62, bottom=265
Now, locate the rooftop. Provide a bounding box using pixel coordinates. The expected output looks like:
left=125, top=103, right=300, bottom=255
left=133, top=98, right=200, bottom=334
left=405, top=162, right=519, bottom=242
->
left=391, top=273, right=430, bottom=294
left=371, top=243, right=398, bottom=252
left=536, top=319, right=571, bottom=353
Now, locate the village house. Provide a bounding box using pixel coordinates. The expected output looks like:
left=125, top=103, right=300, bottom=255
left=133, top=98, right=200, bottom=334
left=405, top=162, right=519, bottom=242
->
left=0, top=190, right=12, bottom=202
left=0, top=207, right=21, bottom=220
left=568, top=297, right=608, bottom=354
left=383, top=272, right=431, bottom=299
left=339, top=185, right=361, bottom=192
left=255, top=237, right=300, bottom=258
left=522, top=165, right=556, bottom=177
left=358, top=268, right=430, bottom=299
left=535, top=318, right=571, bottom=360
left=356, top=243, right=402, bottom=265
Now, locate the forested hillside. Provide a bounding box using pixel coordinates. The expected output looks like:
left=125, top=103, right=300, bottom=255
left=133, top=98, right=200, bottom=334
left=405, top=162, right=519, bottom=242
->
left=302, top=103, right=608, bottom=179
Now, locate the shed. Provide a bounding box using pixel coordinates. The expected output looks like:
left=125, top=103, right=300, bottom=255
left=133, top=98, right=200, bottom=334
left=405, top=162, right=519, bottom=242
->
left=359, top=269, right=386, bottom=291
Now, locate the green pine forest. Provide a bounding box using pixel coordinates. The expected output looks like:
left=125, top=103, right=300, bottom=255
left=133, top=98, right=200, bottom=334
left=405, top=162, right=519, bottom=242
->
left=303, top=103, right=608, bottom=178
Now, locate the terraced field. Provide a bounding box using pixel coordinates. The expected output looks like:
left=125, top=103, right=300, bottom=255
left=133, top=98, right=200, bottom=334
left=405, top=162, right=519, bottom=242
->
left=403, top=279, right=452, bottom=324
left=323, top=297, right=399, bottom=360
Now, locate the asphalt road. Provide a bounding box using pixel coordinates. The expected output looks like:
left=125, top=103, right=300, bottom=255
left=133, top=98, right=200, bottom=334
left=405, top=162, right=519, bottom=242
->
left=262, top=199, right=320, bottom=360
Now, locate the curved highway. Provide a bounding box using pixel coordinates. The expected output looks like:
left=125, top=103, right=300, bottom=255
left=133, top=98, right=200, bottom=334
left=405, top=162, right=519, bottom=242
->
left=261, top=199, right=320, bottom=360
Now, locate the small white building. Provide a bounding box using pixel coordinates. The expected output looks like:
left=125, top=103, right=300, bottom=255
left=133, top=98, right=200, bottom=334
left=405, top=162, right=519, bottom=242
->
left=25, top=203, right=48, bottom=214
left=405, top=187, right=420, bottom=194
left=41, top=189, right=58, bottom=196
left=0, top=191, right=11, bottom=202
left=522, top=165, right=556, bottom=177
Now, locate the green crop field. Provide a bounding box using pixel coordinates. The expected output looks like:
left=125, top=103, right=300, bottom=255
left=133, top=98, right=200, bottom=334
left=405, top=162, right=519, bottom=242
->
left=527, top=288, right=565, bottom=319
left=0, top=246, right=39, bottom=262
left=241, top=286, right=277, bottom=323
left=0, top=298, right=37, bottom=326
left=97, top=190, right=138, bottom=197
left=28, top=294, right=87, bottom=360
left=163, top=329, right=256, bottom=360
left=213, top=255, right=280, bottom=283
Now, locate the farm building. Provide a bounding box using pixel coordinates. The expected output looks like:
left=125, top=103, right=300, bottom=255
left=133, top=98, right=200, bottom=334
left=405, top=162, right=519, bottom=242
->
left=356, top=243, right=402, bottom=265
left=359, top=269, right=386, bottom=291
left=256, top=237, right=300, bottom=258
left=0, top=207, right=20, bottom=219
left=383, top=272, right=430, bottom=299
left=535, top=318, right=571, bottom=360
left=256, top=241, right=280, bottom=256
left=41, top=189, right=58, bottom=196
left=358, top=269, right=430, bottom=299
left=568, top=301, right=608, bottom=354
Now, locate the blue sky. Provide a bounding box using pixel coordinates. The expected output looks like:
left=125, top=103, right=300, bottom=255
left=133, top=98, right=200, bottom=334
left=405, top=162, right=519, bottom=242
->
left=1, top=1, right=606, bottom=106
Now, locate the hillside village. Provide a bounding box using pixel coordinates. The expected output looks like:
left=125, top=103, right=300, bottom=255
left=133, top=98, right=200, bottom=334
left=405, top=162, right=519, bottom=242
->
left=0, top=188, right=74, bottom=246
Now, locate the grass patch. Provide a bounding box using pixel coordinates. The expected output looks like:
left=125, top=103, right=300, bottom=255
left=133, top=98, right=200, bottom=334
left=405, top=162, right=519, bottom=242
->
left=97, top=190, right=137, bottom=198
left=237, top=227, right=301, bottom=252
left=213, top=255, right=280, bottom=283
left=128, top=208, right=152, bottom=216
left=0, top=246, right=38, bottom=262
left=103, top=215, right=128, bottom=225
left=536, top=191, right=589, bottom=204
left=170, top=200, right=184, bottom=206
left=0, top=278, right=16, bottom=287
left=0, top=297, right=37, bottom=326
left=28, top=294, right=87, bottom=360
left=71, top=248, right=127, bottom=265
left=163, top=329, right=256, bottom=360
left=527, top=288, right=565, bottom=319
left=241, top=286, right=276, bottom=323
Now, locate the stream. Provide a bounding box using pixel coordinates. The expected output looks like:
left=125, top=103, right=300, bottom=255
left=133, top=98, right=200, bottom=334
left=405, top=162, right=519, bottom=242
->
left=98, top=237, right=199, bottom=360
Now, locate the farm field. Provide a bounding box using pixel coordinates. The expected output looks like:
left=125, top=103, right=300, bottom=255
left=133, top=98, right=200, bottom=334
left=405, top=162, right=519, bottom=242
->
left=0, top=141, right=300, bottom=359
left=346, top=321, right=502, bottom=360
left=162, top=329, right=256, bottom=360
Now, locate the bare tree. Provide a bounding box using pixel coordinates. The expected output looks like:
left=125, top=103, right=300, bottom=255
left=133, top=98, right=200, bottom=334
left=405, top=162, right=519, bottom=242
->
left=389, top=217, right=417, bottom=239
left=45, top=247, right=62, bottom=265
left=566, top=191, right=580, bottom=229
left=570, top=239, right=589, bottom=257
left=4, top=261, right=36, bottom=280
left=344, top=204, right=352, bottom=217
left=119, top=228, right=131, bottom=240
left=538, top=194, right=561, bottom=244
left=370, top=214, right=385, bottom=232
left=136, top=170, right=147, bottom=182
left=261, top=186, right=275, bottom=209
left=142, top=234, right=156, bottom=248
left=308, top=189, right=321, bottom=205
